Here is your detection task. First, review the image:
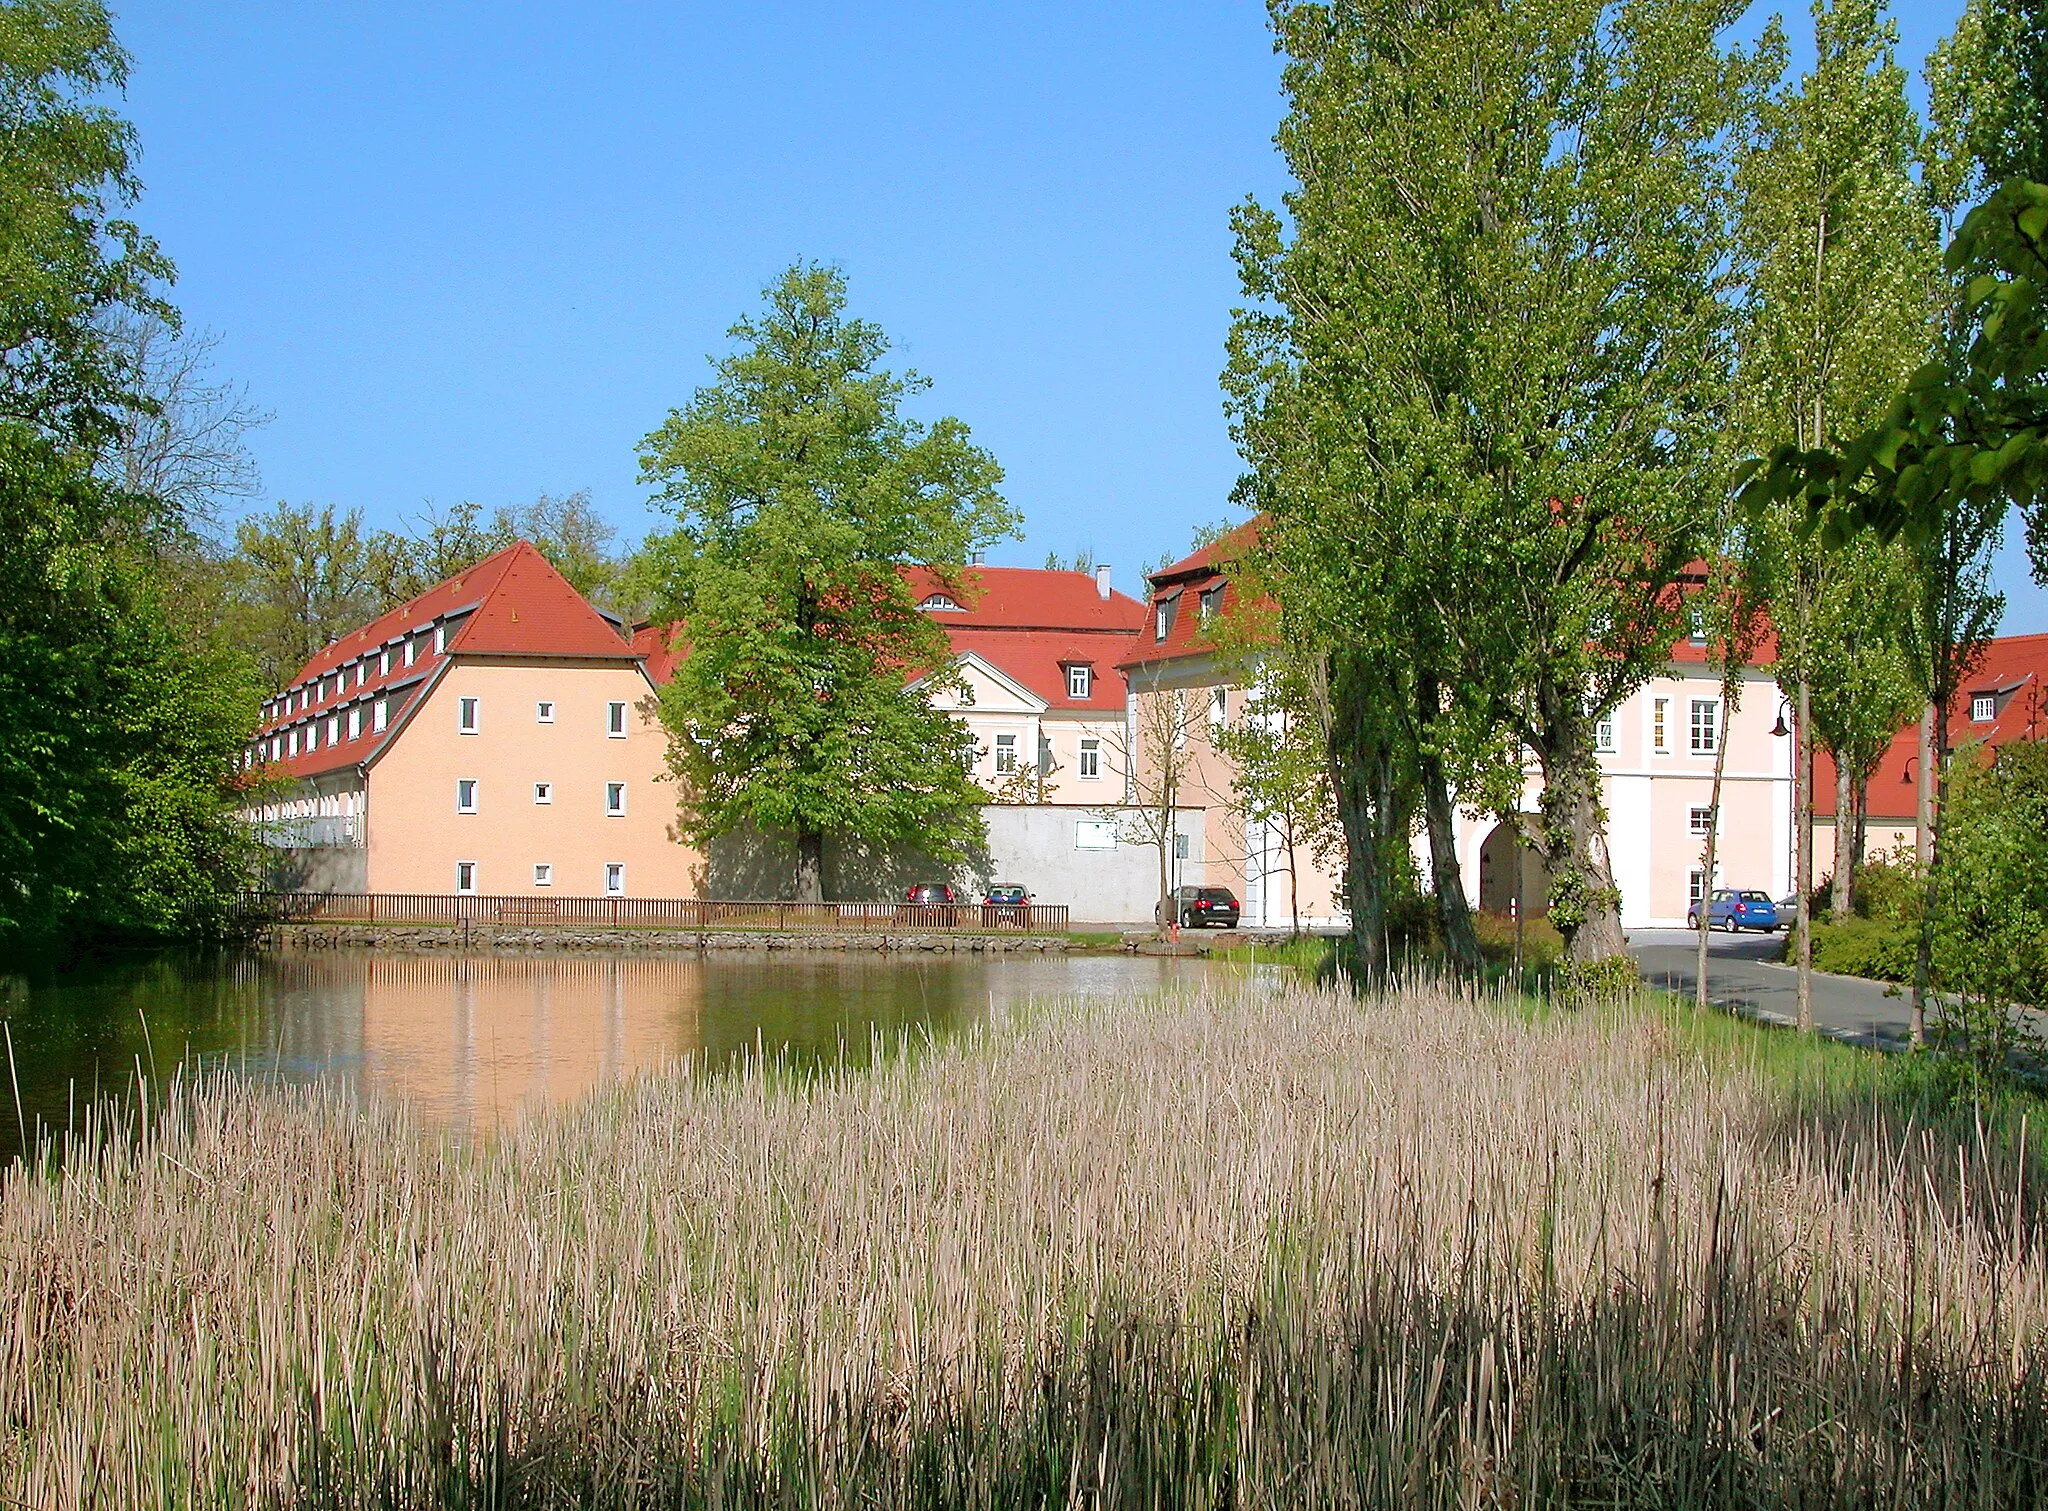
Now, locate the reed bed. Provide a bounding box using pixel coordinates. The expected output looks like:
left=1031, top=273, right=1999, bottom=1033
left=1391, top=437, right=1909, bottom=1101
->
left=4, top=977, right=2048, bottom=1507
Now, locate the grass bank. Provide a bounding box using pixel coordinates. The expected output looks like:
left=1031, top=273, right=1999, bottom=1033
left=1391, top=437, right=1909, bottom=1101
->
left=6, top=978, right=2048, bottom=1506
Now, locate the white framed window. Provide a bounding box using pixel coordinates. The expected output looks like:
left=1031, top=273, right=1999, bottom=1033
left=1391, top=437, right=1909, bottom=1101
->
left=1075, top=819, right=1118, bottom=850
left=1174, top=833, right=1190, bottom=859
left=1199, top=584, right=1224, bottom=624
left=1594, top=713, right=1616, bottom=753
left=1972, top=693, right=1996, bottom=722
left=1210, top=687, right=1227, bottom=726
left=1155, top=602, right=1172, bottom=642
left=1689, top=698, right=1719, bottom=755
left=533, top=863, right=552, bottom=888
left=346, top=707, right=361, bottom=741
left=607, top=701, right=627, bottom=737
left=379, top=647, right=392, bottom=676
left=994, top=734, right=1018, bottom=774
left=372, top=698, right=388, bottom=733
left=321, top=715, right=335, bottom=746
left=434, top=622, right=448, bottom=653
left=288, top=729, right=299, bottom=757
left=458, top=696, right=479, bottom=734
left=403, top=637, right=417, bottom=667
left=1688, top=869, right=1706, bottom=908
left=533, top=782, right=552, bottom=805
left=1652, top=697, right=1670, bottom=754
left=536, top=700, right=555, bottom=723
left=1078, top=737, right=1101, bottom=779
left=604, top=863, right=625, bottom=896
left=919, top=593, right=962, bottom=611
left=1689, top=805, right=1713, bottom=836
left=456, top=861, right=477, bottom=894
left=605, top=781, right=626, bottom=816
left=958, top=681, right=975, bottom=707
left=1066, top=664, right=1092, bottom=699
left=456, top=779, right=478, bottom=813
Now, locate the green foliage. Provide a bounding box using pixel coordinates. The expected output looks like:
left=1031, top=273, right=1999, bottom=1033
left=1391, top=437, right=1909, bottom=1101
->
left=634, top=264, right=1018, bottom=896
left=1559, top=953, right=1644, bottom=1007
left=1471, top=912, right=1567, bottom=972
left=0, top=0, right=172, bottom=449
left=0, top=426, right=262, bottom=955
left=1805, top=915, right=1920, bottom=981
left=1930, top=742, right=2048, bottom=1080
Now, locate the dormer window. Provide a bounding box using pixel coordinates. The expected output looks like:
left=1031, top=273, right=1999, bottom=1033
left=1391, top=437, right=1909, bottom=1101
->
left=1199, top=585, right=1225, bottom=625
left=919, top=594, right=964, bottom=611
left=1066, top=664, right=1092, bottom=699
left=1972, top=693, right=1996, bottom=723
left=1155, top=597, right=1177, bottom=642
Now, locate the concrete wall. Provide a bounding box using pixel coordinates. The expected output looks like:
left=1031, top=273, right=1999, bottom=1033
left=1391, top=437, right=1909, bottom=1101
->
left=979, top=804, right=1204, bottom=925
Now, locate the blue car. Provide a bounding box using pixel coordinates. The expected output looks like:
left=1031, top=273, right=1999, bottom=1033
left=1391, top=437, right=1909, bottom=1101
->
left=1687, top=888, right=1780, bottom=932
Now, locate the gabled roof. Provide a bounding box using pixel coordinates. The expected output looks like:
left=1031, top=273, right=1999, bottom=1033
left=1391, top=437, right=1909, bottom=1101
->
left=908, top=649, right=1050, bottom=712
left=940, top=628, right=1131, bottom=712
left=1148, top=518, right=1265, bottom=589
left=903, top=564, right=1149, bottom=632
left=1817, top=631, right=2048, bottom=822
left=248, top=541, right=639, bottom=782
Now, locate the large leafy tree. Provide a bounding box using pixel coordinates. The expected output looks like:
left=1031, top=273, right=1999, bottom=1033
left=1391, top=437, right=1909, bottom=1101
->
left=0, top=0, right=261, bottom=956
left=1230, top=0, right=1759, bottom=972
left=636, top=265, right=1017, bottom=902
left=1732, top=0, right=1941, bottom=1029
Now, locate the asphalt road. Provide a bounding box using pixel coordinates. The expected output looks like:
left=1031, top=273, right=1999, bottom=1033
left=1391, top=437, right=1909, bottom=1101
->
left=1629, top=927, right=1914, bottom=1046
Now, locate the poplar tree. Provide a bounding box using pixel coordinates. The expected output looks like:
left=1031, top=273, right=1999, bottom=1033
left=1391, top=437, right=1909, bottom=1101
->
left=1230, top=0, right=1758, bottom=972
left=636, top=265, right=1016, bottom=903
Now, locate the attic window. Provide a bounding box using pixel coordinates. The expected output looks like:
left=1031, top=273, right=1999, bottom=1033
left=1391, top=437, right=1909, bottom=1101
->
left=920, top=594, right=964, bottom=611
left=1199, top=585, right=1225, bottom=624
left=1066, top=664, right=1092, bottom=699
left=1972, top=693, right=1996, bottom=723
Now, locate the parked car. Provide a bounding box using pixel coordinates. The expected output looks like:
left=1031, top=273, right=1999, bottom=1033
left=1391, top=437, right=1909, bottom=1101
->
left=1686, top=888, right=1780, bottom=933
left=1157, top=886, right=1242, bottom=929
left=899, top=882, right=961, bottom=926
left=982, top=882, right=1034, bottom=927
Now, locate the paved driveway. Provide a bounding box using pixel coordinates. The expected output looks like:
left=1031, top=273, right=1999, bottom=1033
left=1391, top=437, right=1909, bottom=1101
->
left=1629, top=927, right=1914, bottom=1047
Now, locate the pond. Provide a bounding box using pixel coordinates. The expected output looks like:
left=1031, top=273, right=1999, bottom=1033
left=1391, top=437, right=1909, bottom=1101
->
left=0, top=949, right=1221, bottom=1160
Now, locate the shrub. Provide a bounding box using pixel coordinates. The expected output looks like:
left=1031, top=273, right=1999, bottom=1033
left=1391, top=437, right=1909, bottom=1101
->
left=1471, top=910, right=1564, bottom=969
left=1559, top=952, right=1641, bottom=1006
left=1807, top=916, right=1919, bottom=983
left=1853, top=852, right=1923, bottom=925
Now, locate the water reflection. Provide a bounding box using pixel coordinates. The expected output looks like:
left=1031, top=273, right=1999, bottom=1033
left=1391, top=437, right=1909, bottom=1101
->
left=0, top=950, right=1212, bottom=1157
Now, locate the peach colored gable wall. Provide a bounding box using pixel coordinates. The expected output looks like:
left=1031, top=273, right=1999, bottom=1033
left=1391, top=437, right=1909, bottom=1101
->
left=365, top=659, right=699, bottom=896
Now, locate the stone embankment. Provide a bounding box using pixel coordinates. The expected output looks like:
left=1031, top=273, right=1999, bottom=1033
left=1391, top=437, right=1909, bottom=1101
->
left=267, top=923, right=1074, bottom=954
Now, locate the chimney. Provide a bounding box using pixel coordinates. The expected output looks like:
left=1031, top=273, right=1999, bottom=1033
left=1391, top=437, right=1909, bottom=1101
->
left=1095, top=563, right=1112, bottom=600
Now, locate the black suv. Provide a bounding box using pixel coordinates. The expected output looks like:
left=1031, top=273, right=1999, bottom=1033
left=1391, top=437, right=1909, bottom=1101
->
left=1158, top=886, right=1241, bottom=929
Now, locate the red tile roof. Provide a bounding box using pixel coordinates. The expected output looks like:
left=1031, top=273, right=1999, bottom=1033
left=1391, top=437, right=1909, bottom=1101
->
left=942, top=627, right=1134, bottom=712
left=248, top=541, right=638, bottom=782
left=1817, top=632, right=2048, bottom=821
left=903, top=564, right=1149, bottom=632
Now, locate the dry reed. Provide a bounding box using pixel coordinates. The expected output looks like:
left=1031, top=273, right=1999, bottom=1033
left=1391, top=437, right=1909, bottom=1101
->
left=4, top=976, right=2048, bottom=1507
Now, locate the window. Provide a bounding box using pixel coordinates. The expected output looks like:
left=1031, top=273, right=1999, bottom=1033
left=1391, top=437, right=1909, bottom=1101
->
left=1155, top=598, right=1176, bottom=642
left=533, top=863, right=552, bottom=888
left=1652, top=697, right=1670, bottom=754
left=456, top=861, right=477, bottom=894
left=994, top=734, right=1018, bottom=774
left=605, top=863, right=625, bottom=896
left=1595, top=714, right=1616, bottom=752
left=1688, top=869, right=1706, bottom=908
left=379, top=647, right=392, bottom=676
left=434, top=622, right=447, bottom=653
left=1078, top=737, right=1101, bottom=779
left=607, top=701, right=627, bottom=737
left=536, top=701, right=555, bottom=723
left=325, top=715, right=339, bottom=746
left=1972, top=693, right=1996, bottom=722
left=458, top=697, right=479, bottom=734
left=1075, top=819, right=1118, bottom=850
left=958, top=681, right=975, bottom=707
left=1174, top=833, right=1190, bottom=860
left=605, top=782, right=626, bottom=816
left=533, top=782, right=552, bottom=804
left=1689, top=806, right=1713, bottom=836
left=919, top=593, right=962, bottom=610
left=346, top=707, right=361, bottom=741
left=403, top=637, right=417, bottom=667
left=288, top=729, right=299, bottom=757
left=1689, top=698, right=1719, bottom=755
left=456, top=779, right=478, bottom=813
left=1210, top=687, right=1227, bottom=726
left=372, top=698, right=388, bottom=733
left=1199, top=584, right=1225, bottom=624
left=1066, top=664, right=1092, bottom=699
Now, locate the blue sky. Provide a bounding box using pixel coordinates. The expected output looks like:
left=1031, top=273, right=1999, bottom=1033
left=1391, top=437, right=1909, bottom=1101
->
left=117, top=0, right=2043, bottom=631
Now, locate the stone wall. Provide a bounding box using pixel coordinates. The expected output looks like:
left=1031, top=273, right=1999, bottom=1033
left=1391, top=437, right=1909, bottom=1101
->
left=266, top=923, right=1074, bottom=954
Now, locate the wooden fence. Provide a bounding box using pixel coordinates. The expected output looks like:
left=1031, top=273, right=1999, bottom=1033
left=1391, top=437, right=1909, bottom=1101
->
left=259, top=893, right=1072, bottom=934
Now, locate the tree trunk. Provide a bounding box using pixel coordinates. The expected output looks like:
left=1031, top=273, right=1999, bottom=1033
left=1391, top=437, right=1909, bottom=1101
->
left=1532, top=679, right=1626, bottom=963
left=1285, top=819, right=1301, bottom=939
left=1916, top=703, right=1935, bottom=871
left=1419, top=752, right=1482, bottom=975
left=1843, top=753, right=1859, bottom=917
left=1795, top=673, right=1814, bottom=1033
left=1911, top=707, right=1948, bottom=1047
left=1695, top=707, right=1732, bottom=1012
left=795, top=831, right=825, bottom=904
left=1849, top=771, right=1870, bottom=905
left=1329, top=650, right=1390, bottom=985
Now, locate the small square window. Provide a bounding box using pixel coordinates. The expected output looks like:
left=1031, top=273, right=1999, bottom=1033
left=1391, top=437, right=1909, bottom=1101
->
left=1079, top=737, right=1101, bottom=779
left=958, top=682, right=975, bottom=707
left=456, top=861, right=477, bottom=893
left=1066, top=664, right=1092, bottom=699
left=607, top=701, right=627, bottom=737
left=456, top=779, right=478, bottom=813
left=533, top=863, right=552, bottom=888
left=458, top=696, right=479, bottom=733
left=605, top=781, right=626, bottom=815
left=536, top=701, right=555, bottom=723
left=1971, top=693, right=1996, bottom=723
left=1689, top=806, right=1713, bottom=836
left=533, top=781, right=552, bottom=804
left=605, top=863, right=625, bottom=896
